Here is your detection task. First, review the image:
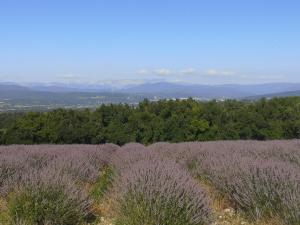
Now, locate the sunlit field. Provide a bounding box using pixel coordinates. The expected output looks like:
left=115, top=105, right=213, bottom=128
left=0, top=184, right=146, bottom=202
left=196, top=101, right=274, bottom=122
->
left=0, top=140, right=299, bottom=225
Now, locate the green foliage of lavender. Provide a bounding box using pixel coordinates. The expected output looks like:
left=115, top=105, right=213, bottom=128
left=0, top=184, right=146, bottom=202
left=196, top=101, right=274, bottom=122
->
left=90, top=166, right=115, bottom=200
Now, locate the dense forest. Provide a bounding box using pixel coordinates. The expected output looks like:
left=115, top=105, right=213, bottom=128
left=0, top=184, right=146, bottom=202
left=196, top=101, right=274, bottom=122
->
left=1, top=97, right=300, bottom=145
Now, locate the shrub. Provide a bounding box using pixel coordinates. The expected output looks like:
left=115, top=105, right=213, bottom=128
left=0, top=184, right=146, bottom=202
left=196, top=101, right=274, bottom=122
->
left=224, top=160, right=300, bottom=223
left=114, top=155, right=212, bottom=225
left=176, top=142, right=300, bottom=224
left=7, top=170, right=92, bottom=225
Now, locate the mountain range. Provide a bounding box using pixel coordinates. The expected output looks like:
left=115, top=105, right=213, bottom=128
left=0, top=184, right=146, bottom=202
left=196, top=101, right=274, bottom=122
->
left=1, top=82, right=300, bottom=111
left=19, top=82, right=300, bottom=97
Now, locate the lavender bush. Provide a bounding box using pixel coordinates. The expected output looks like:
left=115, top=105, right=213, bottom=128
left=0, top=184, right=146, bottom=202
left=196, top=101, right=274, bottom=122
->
left=112, top=148, right=212, bottom=225
left=0, top=144, right=118, bottom=225
left=0, top=144, right=117, bottom=195
left=7, top=168, right=92, bottom=225
left=155, top=141, right=300, bottom=224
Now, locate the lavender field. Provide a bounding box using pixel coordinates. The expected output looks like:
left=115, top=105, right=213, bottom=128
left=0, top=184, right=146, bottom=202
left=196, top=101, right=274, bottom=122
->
left=0, top=141, right=299, bottom=225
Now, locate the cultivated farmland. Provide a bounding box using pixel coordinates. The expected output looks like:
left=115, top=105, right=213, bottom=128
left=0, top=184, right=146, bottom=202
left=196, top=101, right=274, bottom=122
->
left=0, top=140, right=299, bottom=225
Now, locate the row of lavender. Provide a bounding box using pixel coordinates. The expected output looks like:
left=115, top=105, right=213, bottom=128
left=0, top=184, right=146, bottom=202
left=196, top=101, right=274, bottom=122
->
left=111, top=143, right=212, bottom=225
left=0, top=144, right=211, bottom=225
left=0, top=145, right=118, bottom=225
left=0, top=141, right=299, bottom=225
left=149, top=140, right=300, bottom=225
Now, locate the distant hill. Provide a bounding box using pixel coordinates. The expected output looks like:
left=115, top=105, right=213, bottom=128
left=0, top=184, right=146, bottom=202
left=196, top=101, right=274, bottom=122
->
left=2, top=82, right=300, bottom=111
left=0, top=84, right=35, bottom=98
left=122, top=82, right=251, bottom=98
left=0, top=83, right=148, bottom=111
left=246, top=90, right=300, bottom=100
left=3, top=82, right=300, bottom=98
left=28, top=83, right=112, bottom=93
left=0, top=84, right=29, bottom=92
left=219, top=83, right=300, bottom=96
left=122, top=82, right=300, bottom=99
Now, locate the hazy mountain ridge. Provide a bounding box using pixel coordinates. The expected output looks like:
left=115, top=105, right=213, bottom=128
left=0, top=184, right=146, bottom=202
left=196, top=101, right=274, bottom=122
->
left=1, top=82, right=300, bottom=111
left=2, top=82, right=300, bottom=98
left=246, top=90, right=300, bottom=100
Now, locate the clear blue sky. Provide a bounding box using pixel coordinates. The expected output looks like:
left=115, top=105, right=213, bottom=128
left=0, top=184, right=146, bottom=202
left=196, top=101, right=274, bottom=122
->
left=0, top=0, right=299, bottom=84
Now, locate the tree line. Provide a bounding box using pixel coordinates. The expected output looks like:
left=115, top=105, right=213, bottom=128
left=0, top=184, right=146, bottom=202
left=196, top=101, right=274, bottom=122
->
left=1, top=97, right=300, bottom=145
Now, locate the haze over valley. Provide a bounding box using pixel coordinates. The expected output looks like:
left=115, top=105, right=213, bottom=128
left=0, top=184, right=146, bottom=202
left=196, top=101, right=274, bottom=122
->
left=1, top=81, right=300, bottom=111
